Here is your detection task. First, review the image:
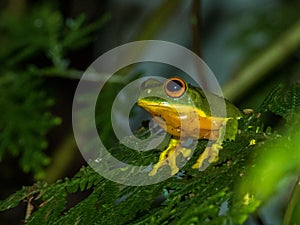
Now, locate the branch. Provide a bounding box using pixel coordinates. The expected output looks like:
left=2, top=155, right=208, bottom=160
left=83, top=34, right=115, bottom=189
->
left=223, top=19, right=300, bottom=101
left=42, top=133, right=77, bottom=183
left=191, top=0, right=201, bottom=56
left=135, top=0, right=181, bottom=40
left=283, top=176, right=300, bottom=225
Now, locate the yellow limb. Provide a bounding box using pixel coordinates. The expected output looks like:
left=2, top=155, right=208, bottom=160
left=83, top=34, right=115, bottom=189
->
left=192, top=143, right=222, bottom=170
left=192, top=120, right=227, bottom=171
left=149, top=138, right=191, bottom=176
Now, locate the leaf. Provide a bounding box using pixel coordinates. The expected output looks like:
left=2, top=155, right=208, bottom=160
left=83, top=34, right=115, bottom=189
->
left=259, top=83, right=300, bottom=121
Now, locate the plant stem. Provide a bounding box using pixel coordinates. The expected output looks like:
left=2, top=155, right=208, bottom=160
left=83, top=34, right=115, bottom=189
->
left=136, top=0, right=181, bottom=40
left=283, top=176, right=300, bottom=225
left=7, top=0, right=27, bottom=15
left=223, top=19, right=300, bottom=102
left=191, top=0, right=201, bottom=57
left=42, top=133, right=77, bottom=183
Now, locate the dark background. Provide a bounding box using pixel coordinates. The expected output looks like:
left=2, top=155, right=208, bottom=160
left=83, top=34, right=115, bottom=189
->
left=1, top=0, right=300, bottom=224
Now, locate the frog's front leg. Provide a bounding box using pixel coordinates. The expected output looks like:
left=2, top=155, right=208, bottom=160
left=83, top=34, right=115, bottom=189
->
left=149, top=138, right=192, bottom=176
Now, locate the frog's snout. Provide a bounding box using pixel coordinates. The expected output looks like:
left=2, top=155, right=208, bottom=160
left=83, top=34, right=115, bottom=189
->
left=137, top=98, right=146, bottom=108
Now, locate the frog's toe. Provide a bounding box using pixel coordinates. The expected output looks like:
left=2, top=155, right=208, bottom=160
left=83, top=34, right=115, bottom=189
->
left=148, top=145, right=190, bottom=176
left=148, top=157, right=179, bottom=176
left=192, top=144, right=221, bottom=171
left=181, top=148, right=192, bottom=158
left=192, top=158, right=210, bottom=171
left=149, top=163, right=164, bottom=176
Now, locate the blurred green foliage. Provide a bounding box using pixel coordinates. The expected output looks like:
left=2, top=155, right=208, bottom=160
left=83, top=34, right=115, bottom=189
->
left=0, top=72, right=59, bottom=175
left=0, top=3, right=107, bottom=177
left=237, top=84, right=300, bottom=225
left=230, top=2, right=300, bottom=57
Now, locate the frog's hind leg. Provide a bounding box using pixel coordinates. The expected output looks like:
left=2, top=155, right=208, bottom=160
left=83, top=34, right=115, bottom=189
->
left=149, top=138, right=191, bottom=176
left=192, top=143, right=222, bottom=171
left=192, top=120, right=228, bottom=171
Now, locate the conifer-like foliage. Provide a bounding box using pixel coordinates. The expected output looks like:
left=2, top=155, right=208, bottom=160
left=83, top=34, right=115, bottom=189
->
left=1, top=84, right=300, bottom=224
left=0, top=3, right=107, bottom=176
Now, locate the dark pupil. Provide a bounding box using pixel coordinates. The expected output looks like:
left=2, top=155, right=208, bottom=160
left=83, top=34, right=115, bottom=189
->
left=167, top=80, right=183, bottom=92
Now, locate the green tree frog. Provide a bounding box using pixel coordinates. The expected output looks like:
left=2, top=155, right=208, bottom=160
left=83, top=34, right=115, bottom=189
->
left=137, top=77, right=242, bottom=176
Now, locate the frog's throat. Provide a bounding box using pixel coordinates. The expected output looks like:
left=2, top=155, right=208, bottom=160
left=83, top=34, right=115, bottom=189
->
left=137, top=99, right=207, bottom=117
left=137, top=99, right=227, bottom=140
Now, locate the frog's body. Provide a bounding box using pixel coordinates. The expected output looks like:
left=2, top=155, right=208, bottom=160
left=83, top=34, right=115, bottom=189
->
left=137, top=78, right=242, bottom=176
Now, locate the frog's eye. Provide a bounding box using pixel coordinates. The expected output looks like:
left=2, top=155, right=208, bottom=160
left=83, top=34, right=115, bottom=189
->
left=164, top=77, right=186, bottom=98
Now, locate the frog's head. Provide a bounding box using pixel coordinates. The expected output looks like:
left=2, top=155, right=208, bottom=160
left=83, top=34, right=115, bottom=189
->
left=137, top=77, right=210, bottom=138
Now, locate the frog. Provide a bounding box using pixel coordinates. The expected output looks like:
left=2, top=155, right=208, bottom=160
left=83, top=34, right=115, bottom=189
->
left=137, top=77, right=242, bottom=176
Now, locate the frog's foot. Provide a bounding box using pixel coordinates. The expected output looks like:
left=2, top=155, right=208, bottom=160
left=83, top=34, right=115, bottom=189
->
left=149, top=139, right=191, bottom=176
left=192, top=143, right=222, bottom=171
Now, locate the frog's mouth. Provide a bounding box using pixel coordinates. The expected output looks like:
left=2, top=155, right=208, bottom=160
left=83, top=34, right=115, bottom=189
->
left=137, top=99, right=178, bottom=116
left=137, top=98, right=206, bottom=118
left=137, top=98, right=200, bottom=128
left=137, top=98, right=227, bottom=140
